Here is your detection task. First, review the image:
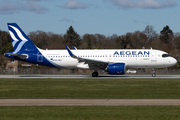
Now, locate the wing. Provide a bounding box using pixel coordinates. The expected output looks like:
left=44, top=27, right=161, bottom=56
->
left=65, top=46, right=108, bottom=70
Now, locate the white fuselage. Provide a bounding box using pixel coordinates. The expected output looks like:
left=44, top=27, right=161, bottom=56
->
left=39, top=49, right=177, bottom=70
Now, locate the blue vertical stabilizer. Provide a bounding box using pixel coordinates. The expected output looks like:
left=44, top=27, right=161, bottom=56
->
left=7, top=23, right=38, bottom=53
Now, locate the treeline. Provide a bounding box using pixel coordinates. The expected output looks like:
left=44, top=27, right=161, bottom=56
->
left=28, top=25, right=180, bottom=55
left=1, top=25, right=180, bottom=69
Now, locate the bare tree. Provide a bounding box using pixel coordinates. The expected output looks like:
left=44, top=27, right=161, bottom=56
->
left=143, top=25, right=158, bottom=40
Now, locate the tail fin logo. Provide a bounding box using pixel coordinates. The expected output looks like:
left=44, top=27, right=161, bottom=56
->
left=8, top=25, right=28, bottom=54
left=9, top=31, right=19, bottom=47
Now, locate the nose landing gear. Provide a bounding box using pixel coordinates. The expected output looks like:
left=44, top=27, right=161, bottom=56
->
left=151, top=68, right=156, bottom=77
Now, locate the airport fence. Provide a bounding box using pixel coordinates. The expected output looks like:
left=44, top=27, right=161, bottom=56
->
left=0, top=67, right=180, bottom=75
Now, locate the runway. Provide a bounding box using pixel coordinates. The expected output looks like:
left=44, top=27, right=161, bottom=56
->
left=1, top=99, right=180, bottom=106
left=0, top=74, right=180, bottom=78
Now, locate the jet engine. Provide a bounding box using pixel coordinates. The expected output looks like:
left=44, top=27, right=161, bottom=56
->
left=106, top=63, right=126, bottom=75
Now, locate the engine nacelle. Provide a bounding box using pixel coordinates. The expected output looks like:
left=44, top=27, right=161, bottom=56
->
left=106, top=63, right=126, bottom=75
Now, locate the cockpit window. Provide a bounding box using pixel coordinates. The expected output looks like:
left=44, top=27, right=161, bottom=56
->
left=162, top=54, right=170, bottom=58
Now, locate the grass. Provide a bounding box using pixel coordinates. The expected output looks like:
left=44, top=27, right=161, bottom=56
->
left=0, top=106, right=180, bottom=120
left=0, top=78, right=180, bottom=99
left=1, top=78, right=180, bottom=120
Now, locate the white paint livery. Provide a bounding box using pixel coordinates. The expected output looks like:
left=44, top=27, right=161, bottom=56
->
left=9, top=31, right=19, bottom=47
left=38, top=47, right=177, bottom=77
left=39, top=49, right=177, bottom=69
left=9, top=25, right=27, bottom=41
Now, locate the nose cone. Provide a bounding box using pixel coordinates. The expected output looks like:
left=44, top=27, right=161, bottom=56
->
left=171, top=57, right=177, bottom=66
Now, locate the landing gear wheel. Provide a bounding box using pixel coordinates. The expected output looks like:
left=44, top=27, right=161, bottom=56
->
left=151, top=68, right=156, bottom=77
left=152, top=73, right=156, bottom=77
left=92, top=71, right=98, bottom=77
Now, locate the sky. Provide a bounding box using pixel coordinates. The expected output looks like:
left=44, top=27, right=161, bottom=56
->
left=0, top=0, right=179, bottom=36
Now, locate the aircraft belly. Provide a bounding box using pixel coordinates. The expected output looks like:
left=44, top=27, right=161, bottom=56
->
left=53, top=59, right=78, bottom=68
left=127, top=59, right=152, bottom=68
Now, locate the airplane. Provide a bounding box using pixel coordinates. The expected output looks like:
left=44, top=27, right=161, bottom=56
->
left=4, top=23, right=177, bottom=77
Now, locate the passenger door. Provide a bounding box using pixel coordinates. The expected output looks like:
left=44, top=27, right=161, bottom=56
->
left=151, top=51, right=157, bottom=63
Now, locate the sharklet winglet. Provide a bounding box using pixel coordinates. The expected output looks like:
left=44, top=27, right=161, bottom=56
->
left=65, top=46, right=76, bottom=57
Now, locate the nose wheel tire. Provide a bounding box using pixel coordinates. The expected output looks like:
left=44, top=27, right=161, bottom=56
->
left=152, top=73, right=156, bottom=77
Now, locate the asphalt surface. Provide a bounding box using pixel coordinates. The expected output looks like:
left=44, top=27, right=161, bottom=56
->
left=0, top=74, right=180, bottom=78
left=0, top=99, right=180, bottom=106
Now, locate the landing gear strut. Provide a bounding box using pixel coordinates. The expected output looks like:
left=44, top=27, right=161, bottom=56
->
left=151, top=68, right=156, bottom=77
left=92, top=71, right=98, bottom=77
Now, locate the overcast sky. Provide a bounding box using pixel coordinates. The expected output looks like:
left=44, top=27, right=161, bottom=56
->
left=0, top=0, right=179, bottom=36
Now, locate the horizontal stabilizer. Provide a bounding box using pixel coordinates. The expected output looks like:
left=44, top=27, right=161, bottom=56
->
left=6, top=53, right=28, bottom=59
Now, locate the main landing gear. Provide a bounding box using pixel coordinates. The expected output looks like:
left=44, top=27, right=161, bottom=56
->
left=92, top=71, right=98, bottom=77
left=151, top=68, right=156, bottom=77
